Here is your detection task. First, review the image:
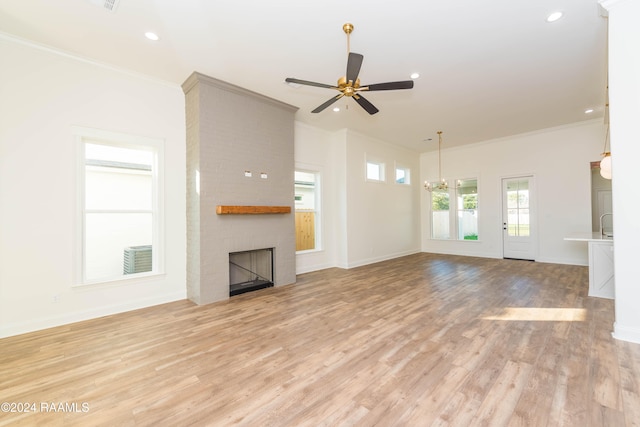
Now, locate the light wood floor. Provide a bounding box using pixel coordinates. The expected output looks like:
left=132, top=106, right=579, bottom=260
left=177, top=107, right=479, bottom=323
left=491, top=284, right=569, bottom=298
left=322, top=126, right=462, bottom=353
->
left=2, top=253, right=640, bottom=426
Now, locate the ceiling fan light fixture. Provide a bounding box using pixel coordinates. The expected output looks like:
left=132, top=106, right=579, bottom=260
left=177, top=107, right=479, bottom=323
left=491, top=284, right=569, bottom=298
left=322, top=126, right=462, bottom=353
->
left=585, top=108, right=594, bottom=114
left=410, top=72, right=420, bottom=79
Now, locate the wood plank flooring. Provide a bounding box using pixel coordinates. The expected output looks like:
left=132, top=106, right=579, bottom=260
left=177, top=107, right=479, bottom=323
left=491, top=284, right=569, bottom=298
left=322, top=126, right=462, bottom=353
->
left=2, top=253, right=640, bottom=426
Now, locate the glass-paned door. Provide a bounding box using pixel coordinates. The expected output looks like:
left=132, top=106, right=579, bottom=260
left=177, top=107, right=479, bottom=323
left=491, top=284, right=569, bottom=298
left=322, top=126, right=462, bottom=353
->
left=502, top=177, right=535, bottom=260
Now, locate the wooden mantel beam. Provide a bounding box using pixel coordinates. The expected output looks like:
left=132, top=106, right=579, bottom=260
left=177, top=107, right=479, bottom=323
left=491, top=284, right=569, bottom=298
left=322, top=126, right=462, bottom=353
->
left=216, top=205, right=291, bottom=215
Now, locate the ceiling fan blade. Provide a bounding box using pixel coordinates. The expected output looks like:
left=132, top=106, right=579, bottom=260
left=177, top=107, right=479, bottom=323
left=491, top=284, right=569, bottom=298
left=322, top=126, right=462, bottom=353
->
left=346, top=52, right=364, bottom=83
left=353, top=94, right=379, bottom=115
left=363, top=80, right=414, bottom=91
left=285, top=77, right=336, bottom=89
left=312, top=94, right=344, bottom=113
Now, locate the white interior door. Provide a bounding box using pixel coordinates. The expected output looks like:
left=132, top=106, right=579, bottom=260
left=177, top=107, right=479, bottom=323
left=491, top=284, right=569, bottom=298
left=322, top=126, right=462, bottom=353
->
left=502, top=177, right=535, bottom=260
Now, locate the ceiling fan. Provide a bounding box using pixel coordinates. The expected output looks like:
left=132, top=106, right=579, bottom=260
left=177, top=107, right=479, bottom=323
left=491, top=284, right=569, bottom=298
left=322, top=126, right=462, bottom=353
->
left=285, top=23, right=414, bottom=115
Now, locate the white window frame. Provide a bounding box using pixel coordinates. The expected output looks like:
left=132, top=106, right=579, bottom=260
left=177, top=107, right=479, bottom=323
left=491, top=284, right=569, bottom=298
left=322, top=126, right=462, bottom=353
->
left=430, top=182, right=452, bottom=240
left=74, top=126, right=165, bottom=286
left=456, top=178, right=479, bottom=241
left=366, top=157, right=385, bottom=183
left=429, top=176, right=479, bottom=241
left=294, top=167, right=322, bottom=253
left=395, top=163, right=411, bottom=185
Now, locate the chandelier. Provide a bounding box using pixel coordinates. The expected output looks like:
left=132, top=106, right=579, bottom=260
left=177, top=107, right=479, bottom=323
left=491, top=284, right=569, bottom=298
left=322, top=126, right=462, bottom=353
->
left=600, top=102, right=612, bottom=180
left=424, top=131, right=448, bottom=192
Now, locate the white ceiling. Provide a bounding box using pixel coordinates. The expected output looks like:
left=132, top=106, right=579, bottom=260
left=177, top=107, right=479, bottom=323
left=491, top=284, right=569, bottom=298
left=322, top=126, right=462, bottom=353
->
left=0, top=0, right=608, bottom=152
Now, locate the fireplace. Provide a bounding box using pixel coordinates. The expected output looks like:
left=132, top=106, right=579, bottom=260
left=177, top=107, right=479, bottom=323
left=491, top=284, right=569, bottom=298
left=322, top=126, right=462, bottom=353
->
left=229, top=248, right=274, bottom=296
left=182, top=72, right=297, bottom=304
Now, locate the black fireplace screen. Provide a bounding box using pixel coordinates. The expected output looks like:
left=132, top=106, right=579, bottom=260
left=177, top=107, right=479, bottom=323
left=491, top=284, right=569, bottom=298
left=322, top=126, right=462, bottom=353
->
left=229, top=248, right=274, bottom=296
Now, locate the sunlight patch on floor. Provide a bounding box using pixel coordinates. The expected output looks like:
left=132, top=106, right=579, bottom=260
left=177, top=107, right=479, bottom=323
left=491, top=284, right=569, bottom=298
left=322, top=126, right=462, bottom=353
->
left=482, top=307, right=586, bottom=322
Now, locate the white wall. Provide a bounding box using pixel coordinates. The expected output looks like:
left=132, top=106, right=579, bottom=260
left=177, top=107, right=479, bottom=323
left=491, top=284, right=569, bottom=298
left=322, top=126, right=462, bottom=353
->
left=294, top=122, right=341, bottom=273
left=345, top=130, right=422, bottom=267
left=602, top=0, right=640, bottom=343
left=294, top=124, right=422, bottom=272
left=421, top=120, right=605, bottom=265
left=0, top=37, right=187, bottom=337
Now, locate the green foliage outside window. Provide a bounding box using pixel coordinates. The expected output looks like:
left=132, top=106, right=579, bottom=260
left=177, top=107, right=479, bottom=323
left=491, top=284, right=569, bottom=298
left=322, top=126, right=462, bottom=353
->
left=432, top=192, right=449, bottom=210
left=462, top=194, right=478, bottom=209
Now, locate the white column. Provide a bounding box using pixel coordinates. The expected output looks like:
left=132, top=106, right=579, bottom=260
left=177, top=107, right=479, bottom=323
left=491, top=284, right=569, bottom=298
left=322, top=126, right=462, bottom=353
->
left=600, top=0, right=640, bottom=343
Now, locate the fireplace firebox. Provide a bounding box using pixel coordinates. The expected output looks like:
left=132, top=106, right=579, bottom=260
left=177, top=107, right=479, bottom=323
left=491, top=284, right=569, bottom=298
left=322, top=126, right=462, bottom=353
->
left=229, top=248, right=274, bottom=296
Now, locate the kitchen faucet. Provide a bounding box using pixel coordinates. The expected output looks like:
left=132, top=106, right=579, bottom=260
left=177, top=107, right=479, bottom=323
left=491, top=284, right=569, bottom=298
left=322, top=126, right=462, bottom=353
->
left=599, top=213, right=613, bottom=237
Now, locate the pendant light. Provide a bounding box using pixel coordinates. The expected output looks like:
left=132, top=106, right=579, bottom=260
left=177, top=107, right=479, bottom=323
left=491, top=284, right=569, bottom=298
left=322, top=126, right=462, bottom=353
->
left=424, top=131, right=448, bottom=191
left=600, top=102, right=612, bottom=180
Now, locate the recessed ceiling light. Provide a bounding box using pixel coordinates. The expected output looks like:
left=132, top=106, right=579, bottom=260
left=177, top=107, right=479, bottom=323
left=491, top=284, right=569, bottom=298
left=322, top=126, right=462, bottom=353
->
left=410, top=72, right=420, bottom=79
left=585, top=108, right=594, bottom=114
left=145, top=32, right=159, bottom=41
left=546, top=11, right=563, bottom=22
left=333, top=107, right=340, bottom=112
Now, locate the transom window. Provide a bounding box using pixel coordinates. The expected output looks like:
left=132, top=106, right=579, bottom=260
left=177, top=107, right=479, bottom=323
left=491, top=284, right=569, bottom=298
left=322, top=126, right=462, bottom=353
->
left=396, top=166, right=411, bottom=185
left=366, top=161, right=385, bottom=182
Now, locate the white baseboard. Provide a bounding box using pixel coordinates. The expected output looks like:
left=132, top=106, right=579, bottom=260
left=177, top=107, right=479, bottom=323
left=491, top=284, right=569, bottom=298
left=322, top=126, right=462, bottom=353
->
left=0, top=291, right=187, bottom=339
left=346, top=249, right=421, bottom=269
left=612, top=322, right=640, bottom=344
left=421, top=249, right=502, bottom=260
left=535, top=256, right=588, bottom=266
left=296, top=262, right=333, bottom=275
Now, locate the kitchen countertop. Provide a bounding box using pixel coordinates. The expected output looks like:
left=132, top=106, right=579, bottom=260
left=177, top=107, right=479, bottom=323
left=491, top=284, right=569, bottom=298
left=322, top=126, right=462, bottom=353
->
left=564, top=232, right=614, bottom=242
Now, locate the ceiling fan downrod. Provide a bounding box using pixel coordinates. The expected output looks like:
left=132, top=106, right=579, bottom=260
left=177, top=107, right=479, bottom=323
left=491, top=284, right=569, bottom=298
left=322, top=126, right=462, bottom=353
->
left=343, top=23, right=354, bottom=55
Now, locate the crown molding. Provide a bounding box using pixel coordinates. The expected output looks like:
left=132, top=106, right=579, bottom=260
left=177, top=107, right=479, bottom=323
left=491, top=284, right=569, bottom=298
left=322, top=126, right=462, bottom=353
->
left=0, top=31, right=178, bottom=89
left=182, top=71, right=298, bottom=113
left=599, top=0, right=631, bottom=11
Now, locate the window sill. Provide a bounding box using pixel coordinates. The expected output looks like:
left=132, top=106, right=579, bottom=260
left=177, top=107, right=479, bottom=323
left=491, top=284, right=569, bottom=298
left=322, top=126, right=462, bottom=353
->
left=74, top=271, right=165, bottom=289
left=429, top=238, right=481, bottom=242
left=296, top=248, right=324, bottom=255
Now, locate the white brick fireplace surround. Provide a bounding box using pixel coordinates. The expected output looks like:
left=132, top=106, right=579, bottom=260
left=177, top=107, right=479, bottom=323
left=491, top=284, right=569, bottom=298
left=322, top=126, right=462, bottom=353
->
left=182, top=72, right=298, bottom=304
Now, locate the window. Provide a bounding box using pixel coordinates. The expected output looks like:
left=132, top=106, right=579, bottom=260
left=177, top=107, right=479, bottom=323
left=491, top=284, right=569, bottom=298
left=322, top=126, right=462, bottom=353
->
left=294, top=170, right=320, bottom=252
left=76, top=128, right=163, bottom=284
left=366, top=161, right=385, bottom=182
left=457, top=179, right=478, bottom=240
left=395, top=166, right=411, bottom=185
left=506, top=179, right=529, bottom=236
left=430, top=178, right=478, bottom=241
left=431, top=186, right=451, bottom=239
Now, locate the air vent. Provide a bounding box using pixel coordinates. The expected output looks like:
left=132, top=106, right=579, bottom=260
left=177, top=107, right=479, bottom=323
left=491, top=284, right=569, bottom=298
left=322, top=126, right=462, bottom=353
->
left=103, top=0, right=120, bottom=12
left=88, top=0, right=121, bottom=13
